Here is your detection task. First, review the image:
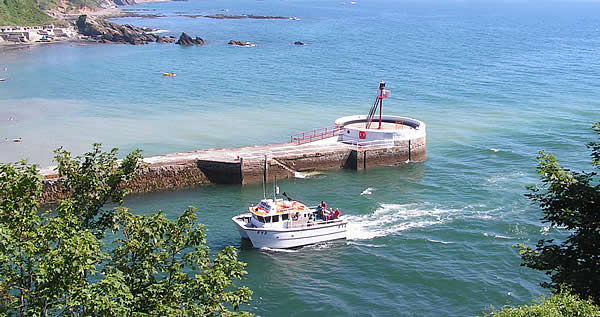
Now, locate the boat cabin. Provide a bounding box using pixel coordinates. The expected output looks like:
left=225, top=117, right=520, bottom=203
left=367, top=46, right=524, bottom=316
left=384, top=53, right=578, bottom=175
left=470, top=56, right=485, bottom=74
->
left=249, top=199, right=312, bottom=228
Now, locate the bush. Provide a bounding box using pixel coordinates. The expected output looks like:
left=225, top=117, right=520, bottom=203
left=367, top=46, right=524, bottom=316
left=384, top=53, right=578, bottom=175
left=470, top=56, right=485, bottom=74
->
left=484, top=290, right=600, bottom=317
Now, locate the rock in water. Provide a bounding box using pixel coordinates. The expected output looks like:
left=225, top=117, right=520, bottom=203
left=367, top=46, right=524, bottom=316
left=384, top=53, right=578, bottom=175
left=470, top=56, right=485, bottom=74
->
left=294, top=41, right=304, bottom=45
left=175, top=32, right=205, bottom=45
left=76, top=15, right=173, bottom=45
left=228, top=40, right=255, bottom=47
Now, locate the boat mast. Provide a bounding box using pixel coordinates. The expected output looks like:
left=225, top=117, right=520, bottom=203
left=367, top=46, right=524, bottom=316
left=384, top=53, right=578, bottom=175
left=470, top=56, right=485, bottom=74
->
left=262, top=157, right=266, bottom=200
left=273, top=176, right=278, bottom=201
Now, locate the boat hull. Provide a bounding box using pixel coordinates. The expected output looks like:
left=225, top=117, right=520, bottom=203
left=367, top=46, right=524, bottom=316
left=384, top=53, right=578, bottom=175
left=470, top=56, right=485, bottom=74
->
left=232, top=214, right=347, bottom=249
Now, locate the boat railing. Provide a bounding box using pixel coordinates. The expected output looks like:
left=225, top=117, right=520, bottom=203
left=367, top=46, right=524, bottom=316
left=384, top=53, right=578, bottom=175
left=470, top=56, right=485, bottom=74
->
left=287, top=217, right=344, bottom=229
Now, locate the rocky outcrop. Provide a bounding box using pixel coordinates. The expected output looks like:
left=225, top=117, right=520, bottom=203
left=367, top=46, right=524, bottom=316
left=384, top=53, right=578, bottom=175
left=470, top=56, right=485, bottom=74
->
left=228, top=40, right=255, bottom=47
left=112, top=0, right=136, bottom=5
left=76, top=15, right=174, bottom=45
left=175, top=32, right=204, bottom=45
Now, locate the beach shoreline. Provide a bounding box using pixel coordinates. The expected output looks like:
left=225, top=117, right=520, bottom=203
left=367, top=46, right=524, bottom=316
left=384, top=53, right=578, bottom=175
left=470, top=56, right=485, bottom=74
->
left=0, top=0, right=172, bottom=50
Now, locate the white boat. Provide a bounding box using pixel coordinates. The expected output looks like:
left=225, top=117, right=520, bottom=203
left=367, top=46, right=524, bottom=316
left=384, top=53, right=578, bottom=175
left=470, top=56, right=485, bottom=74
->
left=232, top=198, right=347, bottom=249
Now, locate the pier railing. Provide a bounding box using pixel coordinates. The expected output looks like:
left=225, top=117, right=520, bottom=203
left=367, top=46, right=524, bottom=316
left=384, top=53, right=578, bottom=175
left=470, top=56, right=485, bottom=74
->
left=290, top=125, right=342, bottom=145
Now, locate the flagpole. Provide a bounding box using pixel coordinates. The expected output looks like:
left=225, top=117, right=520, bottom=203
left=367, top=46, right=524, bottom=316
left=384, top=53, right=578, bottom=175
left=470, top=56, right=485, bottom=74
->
left=379, top=80, right=385, bottom=129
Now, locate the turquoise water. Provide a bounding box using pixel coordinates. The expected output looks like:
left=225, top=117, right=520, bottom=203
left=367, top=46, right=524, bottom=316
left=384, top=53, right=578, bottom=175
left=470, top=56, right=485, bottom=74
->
left=1, top=0, right=599, bottom=315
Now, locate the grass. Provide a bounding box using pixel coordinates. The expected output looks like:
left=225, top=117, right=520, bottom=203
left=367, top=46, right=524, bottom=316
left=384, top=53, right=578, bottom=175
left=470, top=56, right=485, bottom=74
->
left=0, top=0, right=54, bottom=26
left=0, top=0, right=105, bottom=26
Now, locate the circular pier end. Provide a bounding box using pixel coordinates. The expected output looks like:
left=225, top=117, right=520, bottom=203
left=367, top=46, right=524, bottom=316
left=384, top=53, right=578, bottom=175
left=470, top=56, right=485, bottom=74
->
left=335, top=115, right=426, bottom=146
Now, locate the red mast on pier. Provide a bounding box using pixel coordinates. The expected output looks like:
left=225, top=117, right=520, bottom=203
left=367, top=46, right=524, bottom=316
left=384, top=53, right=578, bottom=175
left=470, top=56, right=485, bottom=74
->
left=366, top=81, right=390, bottom=129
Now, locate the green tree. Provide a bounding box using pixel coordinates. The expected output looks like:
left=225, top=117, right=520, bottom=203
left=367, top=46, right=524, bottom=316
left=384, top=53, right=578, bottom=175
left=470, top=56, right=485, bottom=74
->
left=0, top=145, right=252, bottom=315
left=519, top=122, right=600, bottom=302
left=105, top=207, right=252, bottom=316
left=53, top=143, right=142, bottom=238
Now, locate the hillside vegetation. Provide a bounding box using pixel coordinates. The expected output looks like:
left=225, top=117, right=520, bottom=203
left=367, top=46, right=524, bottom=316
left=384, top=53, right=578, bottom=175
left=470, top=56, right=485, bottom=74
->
left=0, top=0, right=54, bottom=26
left=0, top=0, right=106, bottom=26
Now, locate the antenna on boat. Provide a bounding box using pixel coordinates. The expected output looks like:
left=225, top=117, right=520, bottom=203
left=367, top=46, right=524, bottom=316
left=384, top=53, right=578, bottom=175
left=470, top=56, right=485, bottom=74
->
left=273, top=176, right=279, bottom=201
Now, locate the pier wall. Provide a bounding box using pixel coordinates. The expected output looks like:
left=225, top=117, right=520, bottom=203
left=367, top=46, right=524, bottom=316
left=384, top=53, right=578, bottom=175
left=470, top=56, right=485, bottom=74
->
left=40, top=138, right=426, bottom=204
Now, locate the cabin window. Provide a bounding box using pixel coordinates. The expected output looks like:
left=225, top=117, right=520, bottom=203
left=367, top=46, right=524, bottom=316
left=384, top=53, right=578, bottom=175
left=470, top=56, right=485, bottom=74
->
left=272, top=215, right=279, bottom=223
left=264, top=216, right=271, bottom=223
left=282, top=214, right=289, bottom=221
left=257, top=216, right=264, bottom=223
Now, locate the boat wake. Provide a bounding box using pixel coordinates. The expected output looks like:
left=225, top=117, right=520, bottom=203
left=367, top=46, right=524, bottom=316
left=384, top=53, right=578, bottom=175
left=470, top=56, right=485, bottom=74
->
left=360, top=187, right=375, bottom=195
left=482, top=232, right=515, bottom=240
left=427, top=239, right=454, bottom=245
left=344, top=203, right=452, bottom=240
left=259, top=247, right=298, bottom=253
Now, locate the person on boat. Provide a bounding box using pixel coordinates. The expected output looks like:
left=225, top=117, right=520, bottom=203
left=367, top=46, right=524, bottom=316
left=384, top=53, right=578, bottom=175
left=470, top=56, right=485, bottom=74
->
left=325, top=208, right=334, bottom=221
left=318, top=201, right=327, bottom=212
left=316, top=205, right=324, bottom=219
left=333, top=208, right=341, bottom=219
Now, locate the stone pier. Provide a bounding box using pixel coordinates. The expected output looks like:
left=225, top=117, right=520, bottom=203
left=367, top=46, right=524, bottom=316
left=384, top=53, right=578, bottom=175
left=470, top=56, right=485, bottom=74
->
left=39, top=117, right=426, bottom=203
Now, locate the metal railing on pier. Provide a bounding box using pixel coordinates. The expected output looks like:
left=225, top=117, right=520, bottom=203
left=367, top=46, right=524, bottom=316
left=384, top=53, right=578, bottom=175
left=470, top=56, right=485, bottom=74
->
left=290, top=125, right=342, bottom=145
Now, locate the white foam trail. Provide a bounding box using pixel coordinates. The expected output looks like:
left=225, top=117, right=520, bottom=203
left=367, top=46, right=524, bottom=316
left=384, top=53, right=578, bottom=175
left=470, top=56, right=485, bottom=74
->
left=482, top=233, right=514, bottom=239
left=486, top=171, right=524, bottom=184
left=294, top=171, right=325, bottom=179
left=489, top=148, right=500, bottom=152
left=260, top=247, right=297, bottom=253
left=346, top=241, right=385, bottom=248
left=344, top=203, right=451, bottom=240
left=428, top=239, right=454, bottom=245
left=305, top=243, right=333, bottom=250
left=360, top=187, right=374, bottom=196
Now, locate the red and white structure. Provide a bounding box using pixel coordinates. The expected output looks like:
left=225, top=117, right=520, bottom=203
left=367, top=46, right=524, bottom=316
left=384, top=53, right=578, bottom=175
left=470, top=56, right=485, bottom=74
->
left=291, top=81, right=426, bottom=147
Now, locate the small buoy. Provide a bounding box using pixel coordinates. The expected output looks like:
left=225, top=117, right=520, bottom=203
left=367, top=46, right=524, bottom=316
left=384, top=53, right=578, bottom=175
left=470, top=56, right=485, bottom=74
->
left=5, top=137, right=21, bottom=143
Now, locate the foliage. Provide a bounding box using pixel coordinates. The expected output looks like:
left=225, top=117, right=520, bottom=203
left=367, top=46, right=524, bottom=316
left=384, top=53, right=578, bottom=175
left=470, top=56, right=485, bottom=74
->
left=54, top=143, right=141, bottom=237
left=518, top=122, right=600, bottom=302
left=106, top=207, right=253, bottom=316
left=483, top=289, right=600, bottom=317
left=0, top=145, right=253, bottom=315
left=0, top=0, right=54, bottom=26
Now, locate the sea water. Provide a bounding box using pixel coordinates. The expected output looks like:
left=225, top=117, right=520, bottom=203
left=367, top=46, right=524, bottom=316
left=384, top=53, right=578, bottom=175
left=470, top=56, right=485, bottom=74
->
left=1, top=0, right=599, bottom=315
